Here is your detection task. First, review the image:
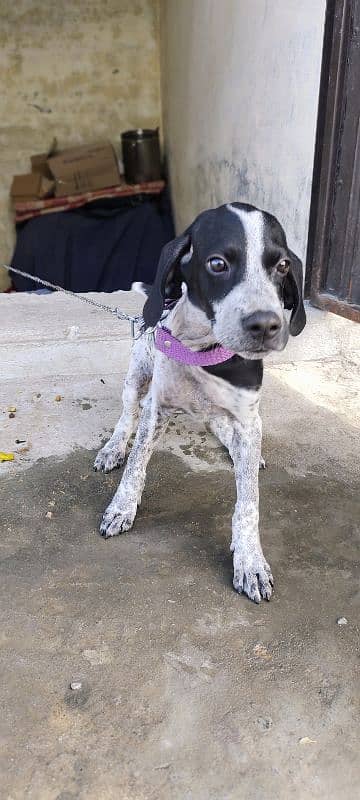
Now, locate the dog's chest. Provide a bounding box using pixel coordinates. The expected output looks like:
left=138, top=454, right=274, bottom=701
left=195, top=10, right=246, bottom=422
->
left=154, top=357, right=259, bottom=421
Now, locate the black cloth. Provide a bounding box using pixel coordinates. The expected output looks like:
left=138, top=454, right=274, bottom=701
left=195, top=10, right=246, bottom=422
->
left=11, top=192, right=174, bottom=292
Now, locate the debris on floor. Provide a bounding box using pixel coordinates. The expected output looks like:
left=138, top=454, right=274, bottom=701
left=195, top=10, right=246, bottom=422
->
left=70, top=680, right=82, bottom=691
left=253, top=643, right=272, bottom=661
left=67, top=325, right=80, bottom=339
left=0, top=451, right=14, bottom=462
left=16, top=442, right=31, bottom=454
left=257, top=717, right=273, bottom=731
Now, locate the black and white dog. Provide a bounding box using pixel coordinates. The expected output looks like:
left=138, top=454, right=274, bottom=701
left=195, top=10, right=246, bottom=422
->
left=94, top=203, right=306, bottom=603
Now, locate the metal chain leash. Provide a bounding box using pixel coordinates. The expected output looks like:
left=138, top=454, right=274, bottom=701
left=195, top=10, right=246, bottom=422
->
left=4, top=265, right=145, bottom=338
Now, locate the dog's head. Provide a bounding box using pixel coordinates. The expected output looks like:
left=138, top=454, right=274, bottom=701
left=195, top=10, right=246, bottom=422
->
left=143, top=202, right=306, bottom=356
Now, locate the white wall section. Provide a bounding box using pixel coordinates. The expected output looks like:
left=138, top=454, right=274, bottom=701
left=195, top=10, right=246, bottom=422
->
left=160, top=0, right=326, bottom=260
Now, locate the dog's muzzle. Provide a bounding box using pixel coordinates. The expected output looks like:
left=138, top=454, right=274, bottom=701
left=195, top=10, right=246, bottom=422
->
left=243, top=311, right=281, bottom=340
left=239, top=310, right=288, bottom=353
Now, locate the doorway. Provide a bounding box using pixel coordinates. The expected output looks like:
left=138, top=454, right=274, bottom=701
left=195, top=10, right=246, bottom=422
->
left=307, top=0, right=360, bottom=322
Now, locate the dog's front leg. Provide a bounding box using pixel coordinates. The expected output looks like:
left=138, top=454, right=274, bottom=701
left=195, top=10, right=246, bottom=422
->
left=100, top=392, right=166, bottom=538
left=230, top=415, right=273, bottom=603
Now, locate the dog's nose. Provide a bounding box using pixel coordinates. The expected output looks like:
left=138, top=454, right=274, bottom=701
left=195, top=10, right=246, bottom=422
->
left=243, top=311, right=281, bottom=339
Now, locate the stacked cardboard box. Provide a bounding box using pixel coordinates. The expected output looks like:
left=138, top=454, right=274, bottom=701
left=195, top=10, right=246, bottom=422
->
left=10, top=140, right=120, bottom=202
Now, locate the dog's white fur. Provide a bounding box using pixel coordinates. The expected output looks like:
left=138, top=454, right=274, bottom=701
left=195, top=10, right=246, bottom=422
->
left=213, top=206, right=287, bottom=354
left=94, top=205, right=300, bottom=602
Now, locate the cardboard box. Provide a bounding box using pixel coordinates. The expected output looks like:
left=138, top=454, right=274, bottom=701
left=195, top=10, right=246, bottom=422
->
left=31, top=154, right=53, bottom=179
left=31, top=138, right=58, bottom=179
left=11, top=173, right=55, bottom=203
left=48, top=141, right=120, bottom=197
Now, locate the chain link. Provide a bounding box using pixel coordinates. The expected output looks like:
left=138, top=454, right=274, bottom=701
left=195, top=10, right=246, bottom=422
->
left=5, top=265, right=144, bottom=336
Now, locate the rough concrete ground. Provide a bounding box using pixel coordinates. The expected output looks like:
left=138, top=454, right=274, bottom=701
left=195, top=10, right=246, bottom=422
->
left=0, top=292, right=359, bottom=799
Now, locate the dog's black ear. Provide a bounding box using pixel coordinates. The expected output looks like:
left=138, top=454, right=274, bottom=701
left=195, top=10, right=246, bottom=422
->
left=283, top=250, right=306, bottom=336
left=143, top=232, right=191, bottom=328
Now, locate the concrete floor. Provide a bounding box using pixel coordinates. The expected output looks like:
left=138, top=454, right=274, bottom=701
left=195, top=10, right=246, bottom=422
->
left=1, top=291, right=360, bottom=799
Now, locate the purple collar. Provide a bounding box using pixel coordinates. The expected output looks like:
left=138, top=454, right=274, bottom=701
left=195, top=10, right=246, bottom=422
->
left=155, top=326, right=235, bottom=366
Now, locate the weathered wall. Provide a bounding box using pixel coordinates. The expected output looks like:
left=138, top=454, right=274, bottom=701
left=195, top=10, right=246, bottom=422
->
left=160, top=0, right=326, bottom=260
left=0, top=0, right=160, bottom=289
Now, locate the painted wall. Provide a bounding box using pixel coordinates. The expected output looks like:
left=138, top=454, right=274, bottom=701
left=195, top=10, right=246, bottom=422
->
left=0, top=0, right=161, bottom=289
left=160, top=0, right=326, bottom=261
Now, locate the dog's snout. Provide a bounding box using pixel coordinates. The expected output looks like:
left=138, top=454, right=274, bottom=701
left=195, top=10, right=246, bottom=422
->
left=243, top=311, right=281, bottom=340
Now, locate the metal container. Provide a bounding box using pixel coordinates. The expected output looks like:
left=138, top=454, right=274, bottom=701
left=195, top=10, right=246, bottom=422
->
left=121, top=128, right=162, bottom=184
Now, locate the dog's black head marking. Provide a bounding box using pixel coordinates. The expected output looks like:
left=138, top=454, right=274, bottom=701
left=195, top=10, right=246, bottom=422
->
left=143, top=233, right=191, bottom=328
left=143, top=202, right=306, bottom=352
left=282, top=249, right=306, bottom=336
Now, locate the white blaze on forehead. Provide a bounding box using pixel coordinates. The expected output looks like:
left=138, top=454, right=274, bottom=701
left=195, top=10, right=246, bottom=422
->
left=227, top=204, right=264, bottom=278
left=210, top=204, right=284, bottom=337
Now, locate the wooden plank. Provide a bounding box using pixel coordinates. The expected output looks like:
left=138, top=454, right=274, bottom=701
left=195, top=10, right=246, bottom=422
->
left=311, top=290, right=360, bottom=322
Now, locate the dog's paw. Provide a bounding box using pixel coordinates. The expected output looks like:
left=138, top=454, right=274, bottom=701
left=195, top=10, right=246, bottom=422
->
left=100, top=501, right=137, bottom=538
left=232, top=549, right=273, bottom=603
left=94, top=445, right=125, bottom=473
left=259, top=456, right=266, bottom=470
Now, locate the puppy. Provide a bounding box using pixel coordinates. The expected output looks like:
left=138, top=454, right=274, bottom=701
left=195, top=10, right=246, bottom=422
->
left=94, top=202, right=306, bottom=602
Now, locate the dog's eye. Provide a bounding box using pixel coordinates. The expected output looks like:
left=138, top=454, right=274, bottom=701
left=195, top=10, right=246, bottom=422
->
left=276, top=259, right=290, bottom=275
left=206, top=256, right=228, bottom=274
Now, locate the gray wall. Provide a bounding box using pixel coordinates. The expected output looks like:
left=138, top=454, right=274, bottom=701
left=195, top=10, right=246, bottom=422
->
left=160, top=0, right=326, bottom=260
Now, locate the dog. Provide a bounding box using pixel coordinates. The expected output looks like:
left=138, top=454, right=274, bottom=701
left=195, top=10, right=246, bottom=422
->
left=94, top=202, right=306, bottom=603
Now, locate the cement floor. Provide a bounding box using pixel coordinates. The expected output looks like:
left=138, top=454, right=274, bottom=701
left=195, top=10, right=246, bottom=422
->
left=1, top=292, right=359, bottom=799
